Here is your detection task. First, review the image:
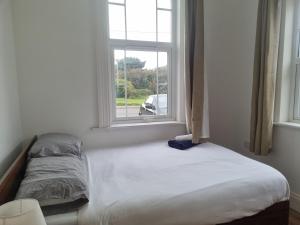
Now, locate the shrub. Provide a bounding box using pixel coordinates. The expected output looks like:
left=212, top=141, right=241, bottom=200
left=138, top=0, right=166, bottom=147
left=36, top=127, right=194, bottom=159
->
left=115, top=79, right=135, bottom=98
left=132, top=89, right=153, bottom=98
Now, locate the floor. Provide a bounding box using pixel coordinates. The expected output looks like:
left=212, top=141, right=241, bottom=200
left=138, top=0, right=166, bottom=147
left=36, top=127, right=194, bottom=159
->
left=290, top=209, right=300, bottom=225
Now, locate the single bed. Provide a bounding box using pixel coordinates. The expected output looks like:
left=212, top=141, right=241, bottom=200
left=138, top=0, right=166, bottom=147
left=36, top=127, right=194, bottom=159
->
left=0, top=137, right=290, bottom=225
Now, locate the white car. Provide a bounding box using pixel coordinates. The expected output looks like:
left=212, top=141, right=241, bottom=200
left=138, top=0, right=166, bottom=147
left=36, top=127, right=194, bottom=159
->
left=139, top=94, right=167, bottom=116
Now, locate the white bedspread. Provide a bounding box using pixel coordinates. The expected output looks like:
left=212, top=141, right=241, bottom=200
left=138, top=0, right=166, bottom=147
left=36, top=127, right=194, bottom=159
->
left=79, top=142, right=289, bottom=225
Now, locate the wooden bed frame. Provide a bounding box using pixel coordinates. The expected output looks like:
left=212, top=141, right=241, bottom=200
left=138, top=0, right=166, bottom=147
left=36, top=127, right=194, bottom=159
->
left=0, top=136, right=37, bottom=205
left=0, top=136, right=290, bottom=225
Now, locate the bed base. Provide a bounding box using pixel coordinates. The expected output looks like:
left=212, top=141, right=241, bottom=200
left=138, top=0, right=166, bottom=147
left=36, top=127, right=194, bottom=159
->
left=0, top=136, right=290, bottom=225
left=218, top=200, right=289, bottom=225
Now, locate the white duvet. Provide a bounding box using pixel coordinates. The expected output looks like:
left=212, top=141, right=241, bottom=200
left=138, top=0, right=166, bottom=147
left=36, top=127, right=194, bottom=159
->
left=79, top=142, right=289, bottom=225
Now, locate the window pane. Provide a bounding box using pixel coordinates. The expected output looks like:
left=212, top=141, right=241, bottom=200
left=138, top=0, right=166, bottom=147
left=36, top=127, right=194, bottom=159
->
left=126, top=50, right=157, bottom=117
left=157, top=52, right=168, bottom=115
left=157, top=0, right=172, bottom=9
left=109, top=4, right=125, bottom=39
left=297, top=31, right=300, bottom=58
left=295, top=64, right=300, bottom=119
left=114, top=49, right=171, bottom=119
left=109, top=0, right=124, bottom=4
left=126, top=0, right=156, bottom=41
left=158, top=10, right=172, bottom=42
left=114, top=50, right=127, bottom=118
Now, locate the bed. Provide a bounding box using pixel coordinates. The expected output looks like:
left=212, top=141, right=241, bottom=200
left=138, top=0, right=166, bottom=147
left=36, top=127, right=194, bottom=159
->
left=0, top=137, right=290, bottom=225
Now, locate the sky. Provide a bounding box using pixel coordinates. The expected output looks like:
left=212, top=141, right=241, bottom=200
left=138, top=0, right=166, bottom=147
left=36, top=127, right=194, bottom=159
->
left=108, top=0, right=172, bottom=69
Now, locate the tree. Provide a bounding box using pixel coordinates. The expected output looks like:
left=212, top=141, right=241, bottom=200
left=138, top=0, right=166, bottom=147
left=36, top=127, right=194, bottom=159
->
left=115, top=79, right=136, bottom=98
left=116, top=57, right=146, bottom=71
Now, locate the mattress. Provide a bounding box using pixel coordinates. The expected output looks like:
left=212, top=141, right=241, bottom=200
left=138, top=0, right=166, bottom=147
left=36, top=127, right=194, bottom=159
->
left=45, top=211, right=78, bottom=225
left=78, top=141, right=289, bottom=225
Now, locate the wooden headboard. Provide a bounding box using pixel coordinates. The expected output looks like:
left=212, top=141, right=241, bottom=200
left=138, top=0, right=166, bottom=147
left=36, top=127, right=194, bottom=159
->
left=0, top=136, right=37, bottom=205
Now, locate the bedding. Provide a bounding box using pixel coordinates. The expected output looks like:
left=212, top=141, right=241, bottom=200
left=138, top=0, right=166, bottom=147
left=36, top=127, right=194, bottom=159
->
left=28, top=133, right=82, bottom=158
left=45, top=211, right=78, bottom=225
left=16, top=154, right=89, bottom=215
left=79, top=141, right=289, bottom=225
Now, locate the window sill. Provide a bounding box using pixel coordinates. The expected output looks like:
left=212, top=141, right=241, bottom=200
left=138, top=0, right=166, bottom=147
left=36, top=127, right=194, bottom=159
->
left=274, top=122, right=300, bottom=130
left=91, top=121, right=186, bottom=131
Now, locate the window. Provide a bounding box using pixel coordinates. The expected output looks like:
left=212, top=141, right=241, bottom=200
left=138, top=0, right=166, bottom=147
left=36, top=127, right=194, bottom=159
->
left=293, top=1, right=300, bottom=120
left=107, top=0, right=176, bottom=123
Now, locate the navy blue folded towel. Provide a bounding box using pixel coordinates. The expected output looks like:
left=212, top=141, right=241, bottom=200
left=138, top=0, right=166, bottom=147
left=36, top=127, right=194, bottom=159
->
left=168, top=140, right=199, bottom=150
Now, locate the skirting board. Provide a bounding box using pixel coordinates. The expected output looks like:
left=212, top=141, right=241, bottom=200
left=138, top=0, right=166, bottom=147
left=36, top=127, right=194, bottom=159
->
left=291, top=192, right=300, bottom=213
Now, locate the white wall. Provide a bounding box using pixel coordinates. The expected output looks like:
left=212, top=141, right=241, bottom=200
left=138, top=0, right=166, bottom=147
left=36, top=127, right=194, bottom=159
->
left=204, top=0, right=257, bottom=153
left=0, top=0, right=23, bottom=177
left=12, top=0, right=186, bottom=149
left=205, top=0, right=300, bottom=211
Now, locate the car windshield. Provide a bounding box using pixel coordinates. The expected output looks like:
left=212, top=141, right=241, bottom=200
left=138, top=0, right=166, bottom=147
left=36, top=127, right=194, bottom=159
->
left=145, top=96, right=154, bottom=105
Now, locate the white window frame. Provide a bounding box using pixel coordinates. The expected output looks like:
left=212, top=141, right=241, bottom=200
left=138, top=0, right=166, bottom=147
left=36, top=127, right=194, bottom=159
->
left=107, top=0, right=178, bottom=125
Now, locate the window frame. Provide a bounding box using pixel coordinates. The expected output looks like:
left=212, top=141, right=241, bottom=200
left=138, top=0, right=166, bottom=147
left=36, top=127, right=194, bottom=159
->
left=107, top=0, right=178, bottom=125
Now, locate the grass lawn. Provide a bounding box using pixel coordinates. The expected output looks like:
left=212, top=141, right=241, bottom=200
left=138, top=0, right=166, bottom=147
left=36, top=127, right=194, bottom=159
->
left=116, top=98, right=145, bottom=106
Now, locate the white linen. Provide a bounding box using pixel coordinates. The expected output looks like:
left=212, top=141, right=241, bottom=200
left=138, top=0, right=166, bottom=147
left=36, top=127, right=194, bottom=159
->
left=79, top=142, right=289, bottom=225
left=174, top=134, right=192, bottom=141
left=45, top=212, right=78, bottom=225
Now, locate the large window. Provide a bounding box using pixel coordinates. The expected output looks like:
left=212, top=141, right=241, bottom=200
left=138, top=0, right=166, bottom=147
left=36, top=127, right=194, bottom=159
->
left=107, top=0, right=176, bottom=123
left=293, top=1, right=300, bottom=120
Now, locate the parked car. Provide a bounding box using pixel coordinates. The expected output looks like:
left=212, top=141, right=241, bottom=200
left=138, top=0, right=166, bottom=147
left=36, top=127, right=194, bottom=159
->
left=139, top=94, right=167, bottom=116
